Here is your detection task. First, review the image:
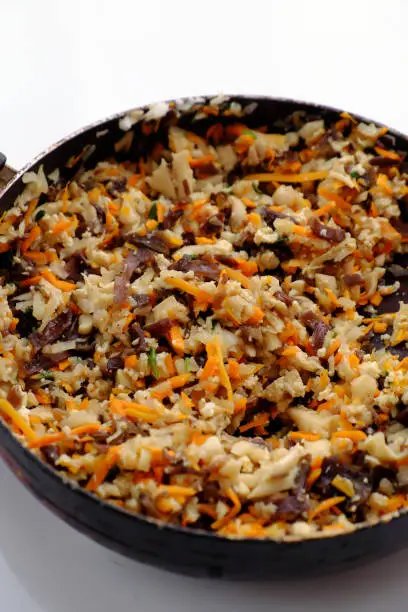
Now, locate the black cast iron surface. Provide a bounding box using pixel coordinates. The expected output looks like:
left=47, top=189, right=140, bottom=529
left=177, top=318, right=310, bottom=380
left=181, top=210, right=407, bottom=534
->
left=1, top=95, right=408, bottom=579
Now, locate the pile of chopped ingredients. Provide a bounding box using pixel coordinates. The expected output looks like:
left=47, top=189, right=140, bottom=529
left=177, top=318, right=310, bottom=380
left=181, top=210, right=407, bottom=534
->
left=3, top=97, right=408, bottom=541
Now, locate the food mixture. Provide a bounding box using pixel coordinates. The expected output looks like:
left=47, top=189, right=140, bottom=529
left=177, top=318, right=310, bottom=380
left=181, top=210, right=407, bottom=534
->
left=2, top=97, right=408, bottom=541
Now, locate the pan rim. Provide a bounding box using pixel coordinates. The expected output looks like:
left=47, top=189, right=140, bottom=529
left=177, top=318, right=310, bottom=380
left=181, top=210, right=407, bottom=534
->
left=1, top=93, right=408, bottom=547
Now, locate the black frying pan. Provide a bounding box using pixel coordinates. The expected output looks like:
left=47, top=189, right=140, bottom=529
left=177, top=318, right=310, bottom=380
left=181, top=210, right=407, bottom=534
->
left=1, top=95, right=408, bottom=580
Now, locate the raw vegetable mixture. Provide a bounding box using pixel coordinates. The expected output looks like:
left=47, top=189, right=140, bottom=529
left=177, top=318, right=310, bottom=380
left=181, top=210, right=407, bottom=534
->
left=1, top=97, right=408, bottom=541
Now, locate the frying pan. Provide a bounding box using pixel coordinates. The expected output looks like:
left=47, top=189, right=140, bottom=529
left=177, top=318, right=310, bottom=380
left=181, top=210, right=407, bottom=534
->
left=1, top=95, right=408, bottom=580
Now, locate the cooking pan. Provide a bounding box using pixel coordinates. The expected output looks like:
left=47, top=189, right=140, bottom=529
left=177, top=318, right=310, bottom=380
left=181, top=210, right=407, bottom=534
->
left=1, top=95, right=408, bottom=580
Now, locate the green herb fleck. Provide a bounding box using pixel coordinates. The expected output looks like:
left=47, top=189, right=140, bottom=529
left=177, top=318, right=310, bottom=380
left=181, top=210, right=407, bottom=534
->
left=148, top=347, right=159, bottom=379
left=273, top=236, right=289, bottom=246
left=185, top=357, right=191, bottom=373
left=243, top=129, right=256, bottom=138
left=148, top=203, right=158, bottom=220
left=225, top=187, right=234, bottom=194
left=65, top=212, right=73, bottom=217
left=35, top=209, right=46, bottom=222
left=252, top=182, right=262, bottom=195
left=211, top=319, right=217, bottom=330
left=41, top=370, right=54, bottom=381
left=350, top=171, right=360, bottom=179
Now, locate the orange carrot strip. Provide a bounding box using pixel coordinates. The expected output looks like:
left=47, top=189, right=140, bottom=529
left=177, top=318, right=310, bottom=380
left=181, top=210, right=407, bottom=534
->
left=245, top=171, right=329, bottom=183
left=41, top=269, right=76, bottom=292
left=86, top=446, right=120, bottom=491
left=289, top=432, right=322, bottom=441
left=51, top=218, right=72, bottom=235
left=213, top=336, right=233, bottom=403
left=189, top=154, right=215, bottom=168
left=19, top=275, right=42, bottom=287
left=318, top=187, right=351, bottom=211
left=309, top=496, right=345, bottom=521
left=326, top=337, right=341, bottom=357
left=169, top=325, right=185, bottom=354
left=212, top=488, right=242, bottom=530
left=239, top=413, right=269, bottom=433
left=21, top=226, right=41, bottom=253
left=235, top=259, right=258, bottom=276
left=246, top=306, right=265, bottom=325
left=0, top=399, right=38, bottom=443
left=331, top=430, right=367, bottom=442
left=165, top=277, right=212, bottom=303
left=223, top=266, right=250, bottom=288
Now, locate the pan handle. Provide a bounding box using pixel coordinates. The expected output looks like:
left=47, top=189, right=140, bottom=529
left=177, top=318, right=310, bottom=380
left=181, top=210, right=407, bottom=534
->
left=0, top=153, right=17, bottom=193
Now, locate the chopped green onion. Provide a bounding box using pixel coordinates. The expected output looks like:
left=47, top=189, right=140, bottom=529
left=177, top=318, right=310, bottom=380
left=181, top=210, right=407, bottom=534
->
left=148, top=347, right=160, bottom=379
left=35, top=209, right=46, bottom=221
left=252, top=182, right=262, bottom=194
left=185, top=357, right=191, bottom=373
left=243, top=129, right=256, bottom=138
left=350, top=171, right=360, bottom=179
left=148, top=203, right=158, bottom=220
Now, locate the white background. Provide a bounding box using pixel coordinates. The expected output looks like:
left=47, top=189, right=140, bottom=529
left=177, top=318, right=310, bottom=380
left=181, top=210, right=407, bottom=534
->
left=1, top=1, right=408, bottom=609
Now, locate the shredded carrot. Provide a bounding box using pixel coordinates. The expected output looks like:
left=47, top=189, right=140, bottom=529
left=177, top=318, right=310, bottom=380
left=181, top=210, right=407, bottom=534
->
left=385, top=494, right=407, bottom=513
left=181, top=391, right=193, bottom=409
left=281, top=346, right=299, bottom=357
left=241, top=196, right=257, bottom=209
left=306, top=467, right=322, bottom=488
left=195, top=236, right=216, bottom=245
left=19, top=275, right=41, bottom=287
left=376, top=173, right=393, bottom=195
left=348, top=353, right=360, bottom=370
left=51, top=218, right=73, bottom=235
left=239, top=413, right=269, bottom=433
left=212, top=488, right=241, bottom=530
left=23, top=198, right=39, bottom=225
left=318, top=187, right=351, bottom=211
left=212, top=336, right=233, bottom=403
left=158, top=484, right=196, bottom=497
left=169, top=324, right=185, bottom=354
left=244, top=171, right=329, bottom=182
left=29, top=423, right=101, bottom=449
left=235, top=258, right=258, bottom=276
left=165, top=277, right=212, bottom=304
left=23, top=251, right=47, bottom=265
left=21, top=226, right=41, bottom=253
left=227, top=359, right=241, bottom=380
left=111, top=398, right=161, bottom=421
left=317, top=399, right=335, bottom=413
left=41, top=269, right=76, bottom=292
left=292, top=224, right=312, bottom=237
left=86, top=446, right=120, bottom=491
left=164, top=353, right=176, bottom=376
left=151, top=373, right=191, bottom=400
left=233, top=397, right=247, bottom=414
left=326, top=337, right=341, bottom=357
left=58, top=359, right=71, bottom=371
left=190, top=432, right=211, bottom=446
left=374, top=146, right=401, bottom=161
left=124, top=354, right=138, bottom=369
left=247, top=212, right=262, bottom=227
left=289, top=431, right=322, bottom=441
left=0, top=399, right=38, bottom=443
left=319, top=369, right=329, bottom=390
left=325, top=288, right=340, bottom=307
left=246, top=306, right=265, bottom=325
left=200, top=355, right=219, bottom=381
left=331, top=430, right=367, bottom=442
left=309, top=496, right=345, bottom=522
left=223, top=266, right=250, bottom=288
left=316, top=202, right=336, bottom=216
left=189, top=154, right=215, bottom=168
